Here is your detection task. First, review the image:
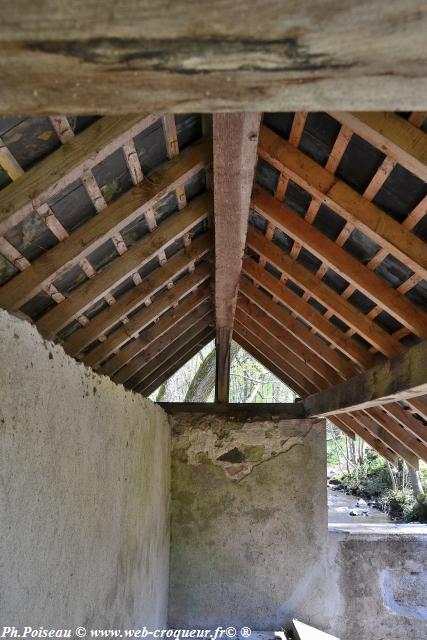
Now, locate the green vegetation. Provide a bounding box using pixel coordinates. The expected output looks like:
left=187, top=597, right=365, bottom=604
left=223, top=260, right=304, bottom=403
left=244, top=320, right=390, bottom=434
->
left=329, top=423, right=427, bottom=522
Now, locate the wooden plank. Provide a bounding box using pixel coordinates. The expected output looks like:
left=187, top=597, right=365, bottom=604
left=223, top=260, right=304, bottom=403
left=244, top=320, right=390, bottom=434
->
left=351, top=410, right=420, bottom=467
left=328, top=112, right=427, bottom=182
left=159, top=401, right=306, bottom=419
left=243, top=257, right=376, bottom=369
left=253, top=186, right=427, bottom=338
left=0, top=114, right=159, bottom=235
left=114, top=303, right=213, bottom=385
left=304, top=339, right=427, bottom=417
left=246, top=226, right=404, bottom=358
left=382, top=403, right=427, bottom=447
left=112, top=300, right=213, bottom=386
left=258, top=125, right=427, bottom=282
left=0, top=136, right=24, bottom=180
left=0, top=138, right=209, bottom=311
left=239, top=278, right=354, bottom=380
left=36, top=192, right=211, bottom=338
left=236, top=304, right=329, bottom=390
left=0, top=3, right=426, bottom=113
left=364, top=405, right=427, bottom=458
left=82, top=264, right=211, bottom=369
left=237, top=293, right=343, bottom=385
left=234, top=319, right=317, bottom=395
left=232, top=331, right=307, bottom=399
left=213, top=112, right=261, bottom=402
left=63, top=234, right=210, bottom=356
left=99, top=284, right=211, bottom=378
left=138, top=329, right=215, bottom=397
left=126, top=316, right=214, bottom=390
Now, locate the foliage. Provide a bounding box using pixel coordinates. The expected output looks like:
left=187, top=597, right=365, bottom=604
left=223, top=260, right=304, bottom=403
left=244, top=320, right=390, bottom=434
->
left=332, top=449, right=427, bottom=522
left=151, top=339, right=296, bottom=403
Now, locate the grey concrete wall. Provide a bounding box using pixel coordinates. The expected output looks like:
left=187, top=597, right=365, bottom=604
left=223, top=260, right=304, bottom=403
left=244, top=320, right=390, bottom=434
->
left=0, top=310, right=171, bottom=628
left=326, top=528, right=427, bottom=640
left=168, top=414, right=328, bottom=630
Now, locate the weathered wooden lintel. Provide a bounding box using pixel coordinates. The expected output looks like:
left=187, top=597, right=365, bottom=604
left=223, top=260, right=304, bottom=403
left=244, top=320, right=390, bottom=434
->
left=158, top=402, right=306, bottom=420
left=304, top=339, right=427, bottom=417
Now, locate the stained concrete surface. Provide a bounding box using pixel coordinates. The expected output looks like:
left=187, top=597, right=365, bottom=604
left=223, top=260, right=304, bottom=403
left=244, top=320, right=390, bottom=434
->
left=327, top=530, right=427, bottom=640
left=169, top=414, right=328, bottom=630
left=0, top=310, right=171, bottom=627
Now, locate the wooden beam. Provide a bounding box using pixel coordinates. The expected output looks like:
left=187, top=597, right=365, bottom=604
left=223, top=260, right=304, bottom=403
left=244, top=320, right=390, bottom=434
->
left=253, top=186, right=427, bottom=338
left=351, top=410, right=420, bottom=467
left=328, top=112, right=427, bottom=182
left=0, top=138, right=209, bottom=311
left=365, top=406, right=427, bottom=461
left=0, top=3, right=426, bottom=112
left=99, top=284, right=212, bottom=378
left=36, top=192, right=211, bottom=339
left=236, top=305, right=329, bottom=391
left=82, top=264, right=210, bottom=369
left=246, top=226, right=404, bottom=358
left=305, top=339, right=427, bottom=417
left=237, top=294, right=343, bottom=386
left=138, top=329, right=215, bottom=397
left=242, top=257, right=375, bottom=370
left=0, top=115, right=159, bottom=235
left=159, top=402, right=306, bottom=419
left=114, top=304, right=213, bottom=386
left=63, top=234, right=210, bottom=356
left=126, top=316, right=214, bottom=390
left=213, top=112, right=261, bottom=402
left=239, top=277, right=356, bottom=380
left=258, top=124, right=427, bottom=282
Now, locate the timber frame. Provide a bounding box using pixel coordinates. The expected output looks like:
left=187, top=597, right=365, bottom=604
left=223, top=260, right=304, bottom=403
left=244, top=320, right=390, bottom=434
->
left=0, top=4, right=427, bottom=466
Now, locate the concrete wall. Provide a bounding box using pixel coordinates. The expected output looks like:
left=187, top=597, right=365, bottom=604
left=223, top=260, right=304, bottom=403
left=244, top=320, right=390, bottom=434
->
left=168, top=413, right=328, bottom=630
left=0, top=310, right=171, bottom=628
left=327, top=528, right=427, bottom=640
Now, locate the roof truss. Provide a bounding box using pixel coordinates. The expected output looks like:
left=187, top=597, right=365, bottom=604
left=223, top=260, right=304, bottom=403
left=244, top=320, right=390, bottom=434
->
left=0, top=110, right=426, bottom=466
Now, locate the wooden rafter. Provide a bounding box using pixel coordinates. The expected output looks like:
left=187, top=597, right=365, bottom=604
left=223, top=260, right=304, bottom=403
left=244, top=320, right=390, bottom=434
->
left=328, top=112, right=427, bottom=182
left=0, top=139, right=209, bottom=311
left=246, top=226, right=404, bottom=358
left=64, top=234, right=210, bottom=357
left=0, top=115, right=159, bottom=235
left=258, top=124, right=427, bottom=282
left=137, top=329, right=215, bottom=397
left=213, top=112, right=261, bottom=402
left=36, top=192, right=211, bottom=339
left=82, top=264, right=211, bottom=369
left=126, top=315, right=214, bottom=391
left=114, top=302, right=213, bottom=386
left=253, top=185, right=427, bottom=338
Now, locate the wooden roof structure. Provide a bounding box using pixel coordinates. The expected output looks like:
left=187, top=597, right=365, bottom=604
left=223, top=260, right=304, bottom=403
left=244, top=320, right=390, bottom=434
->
left=0, top=111, right=427, bottom=467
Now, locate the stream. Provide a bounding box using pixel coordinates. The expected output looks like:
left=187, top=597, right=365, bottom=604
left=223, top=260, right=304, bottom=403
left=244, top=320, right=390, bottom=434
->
left=327, top=485, right=393, bottom=524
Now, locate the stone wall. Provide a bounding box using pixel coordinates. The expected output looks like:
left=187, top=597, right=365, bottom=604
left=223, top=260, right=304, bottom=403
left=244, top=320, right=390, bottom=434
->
left=168, top=413, right=328, bottom=630
left=0, top=310, right=171, bottom=628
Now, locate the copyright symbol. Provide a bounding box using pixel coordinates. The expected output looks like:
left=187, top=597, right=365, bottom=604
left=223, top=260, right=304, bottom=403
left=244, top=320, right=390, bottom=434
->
left=76, top=628, right=86, bottom=637
left=226, top=628, right=236, bottom=638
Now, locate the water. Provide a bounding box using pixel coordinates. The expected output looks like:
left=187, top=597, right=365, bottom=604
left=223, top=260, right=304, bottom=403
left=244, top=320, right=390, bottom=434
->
left=327, top=485, right=392, bottom=524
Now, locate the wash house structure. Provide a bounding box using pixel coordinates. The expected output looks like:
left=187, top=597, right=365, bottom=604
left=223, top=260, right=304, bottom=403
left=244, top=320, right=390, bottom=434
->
left=1, top=3, right=427, bottom=639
